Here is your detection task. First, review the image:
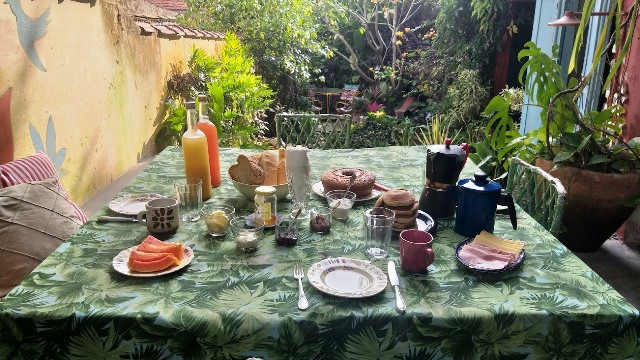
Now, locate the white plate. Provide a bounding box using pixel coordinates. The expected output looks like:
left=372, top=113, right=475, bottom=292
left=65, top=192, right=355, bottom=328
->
left=108, top=194, right=166, bottom=216
left=112, top=245, right=194, bottom=277
left=312, top=182, right=382, bottom=202
left=307, top=257, right=388, bottom=298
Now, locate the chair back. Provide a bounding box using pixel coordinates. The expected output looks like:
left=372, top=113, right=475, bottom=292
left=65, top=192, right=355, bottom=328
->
left=275, top=114, right=352, bottom=149
left=335, top=86, right=359, bottom=115
left=506, top=157, right=567, bottom=236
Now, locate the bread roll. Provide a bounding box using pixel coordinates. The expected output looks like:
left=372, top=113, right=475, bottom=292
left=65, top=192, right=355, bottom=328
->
left=277, top=148, right=286, bottom=185
left=229, top=155, right=265, bottom=185
left=261, top=150, right=278, bottom=185
left=382, top=189, right=416, bottom=207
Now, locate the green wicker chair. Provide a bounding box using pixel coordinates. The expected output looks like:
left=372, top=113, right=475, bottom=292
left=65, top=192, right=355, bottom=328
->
left=275, top=114, right=352, bottom=149
left=506, top=157, right=567, bottom=236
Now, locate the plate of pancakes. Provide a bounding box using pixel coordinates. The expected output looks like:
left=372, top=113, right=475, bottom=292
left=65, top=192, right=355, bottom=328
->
left=373, top=189, right=434, bottom=233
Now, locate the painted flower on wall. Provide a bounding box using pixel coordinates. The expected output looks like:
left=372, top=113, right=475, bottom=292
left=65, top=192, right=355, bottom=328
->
left=29, top=115, right=66, bottom=176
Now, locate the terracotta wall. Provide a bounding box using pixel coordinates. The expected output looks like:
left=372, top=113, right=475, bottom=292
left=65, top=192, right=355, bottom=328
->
left=0, top=0, right=223, bottom=206
left=621, top=1, right=640, bottom=141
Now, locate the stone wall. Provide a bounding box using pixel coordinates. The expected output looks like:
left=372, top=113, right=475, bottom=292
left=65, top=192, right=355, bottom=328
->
left=0, top=0, right=223, bottom=205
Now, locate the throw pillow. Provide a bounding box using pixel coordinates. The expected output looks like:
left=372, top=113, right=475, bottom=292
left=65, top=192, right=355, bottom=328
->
left=0, top=179, right=83, bottom=298
left=0, top=151, right=87, bottom=223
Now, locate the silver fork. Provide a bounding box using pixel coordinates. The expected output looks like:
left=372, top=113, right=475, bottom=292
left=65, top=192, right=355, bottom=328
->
left=293, top=261, right=309, bottom=310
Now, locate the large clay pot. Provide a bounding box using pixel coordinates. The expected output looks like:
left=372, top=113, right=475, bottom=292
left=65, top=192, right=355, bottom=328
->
left=536, top=158, right=640, bottom=252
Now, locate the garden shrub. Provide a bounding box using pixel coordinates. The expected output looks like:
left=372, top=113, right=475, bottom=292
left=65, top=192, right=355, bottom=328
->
left=350, top=112, right=400, bottom=148
left=157, top=33, right=274, bottom=151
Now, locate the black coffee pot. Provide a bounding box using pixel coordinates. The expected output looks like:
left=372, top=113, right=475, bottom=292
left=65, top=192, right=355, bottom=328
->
left=419, top=139, right=469, bottom=218
left=425, top=139, right=469, bottom=186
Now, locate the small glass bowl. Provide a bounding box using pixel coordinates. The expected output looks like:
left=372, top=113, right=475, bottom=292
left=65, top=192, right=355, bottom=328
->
left=275, top=219, right=299, bottom=247
left=325, top=190, right=356, bottom=220
left=202, top=204, right=235, bottom=237
left=230, top=216, right=264, bottom=252
left=309, top=206, right=332, bottom=233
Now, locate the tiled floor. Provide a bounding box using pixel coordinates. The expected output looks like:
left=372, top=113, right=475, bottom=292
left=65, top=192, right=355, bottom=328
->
left=83, top=158, right=640, bottom=310
left=575, top=236, right=640, bottom=309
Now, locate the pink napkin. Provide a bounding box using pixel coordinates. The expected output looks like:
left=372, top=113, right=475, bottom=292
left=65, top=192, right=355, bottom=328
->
left=458, top=241, right=520, bottom=270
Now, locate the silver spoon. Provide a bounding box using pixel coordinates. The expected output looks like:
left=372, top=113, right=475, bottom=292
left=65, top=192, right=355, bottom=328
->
left=332, top=173, right=356, bottom=210
left=288, top=208, right=303, bottom=233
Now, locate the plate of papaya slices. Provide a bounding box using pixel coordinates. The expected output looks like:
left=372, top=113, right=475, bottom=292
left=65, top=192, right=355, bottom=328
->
left=112, top=235, right=194, bottom=277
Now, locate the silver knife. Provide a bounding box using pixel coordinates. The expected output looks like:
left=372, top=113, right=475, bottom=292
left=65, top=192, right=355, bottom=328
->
left=387, top=260, right=406, bottom=314
left=97, top=216, right=138, bottom=223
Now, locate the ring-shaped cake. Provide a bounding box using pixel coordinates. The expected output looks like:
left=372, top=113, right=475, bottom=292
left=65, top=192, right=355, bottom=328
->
left=320, top=168, right=376, bottom=198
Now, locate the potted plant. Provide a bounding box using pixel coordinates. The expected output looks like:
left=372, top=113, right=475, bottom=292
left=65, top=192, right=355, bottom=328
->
left=481, top=2, right=640, bottom=252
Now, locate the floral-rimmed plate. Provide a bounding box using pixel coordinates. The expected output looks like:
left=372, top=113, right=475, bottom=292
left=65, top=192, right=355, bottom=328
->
left=455, top=238, right=525, bottom=273
left=108, top=194, right=166, bottom=216
left=307, top=257, right=387, bottom=298
left=112, top=245, right=194, bottom=277
left=312, top=182, right=382, bottom=202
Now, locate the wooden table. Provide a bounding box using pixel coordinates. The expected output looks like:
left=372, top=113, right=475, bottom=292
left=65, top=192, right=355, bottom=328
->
left=313, top=87, right=342, bottom=113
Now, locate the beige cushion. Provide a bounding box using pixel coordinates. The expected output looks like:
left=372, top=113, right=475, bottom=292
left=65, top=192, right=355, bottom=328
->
left=0, top=179, right=83, bottom=297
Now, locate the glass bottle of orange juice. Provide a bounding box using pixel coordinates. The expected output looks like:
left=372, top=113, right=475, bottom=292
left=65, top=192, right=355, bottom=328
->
left=197, top=94, right=221, bottom=187
left=182, top=101, right=212, bottom=200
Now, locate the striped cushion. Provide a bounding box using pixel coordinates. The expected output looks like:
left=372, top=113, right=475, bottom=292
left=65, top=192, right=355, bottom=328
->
left=0, top=152, right=88, bottom=223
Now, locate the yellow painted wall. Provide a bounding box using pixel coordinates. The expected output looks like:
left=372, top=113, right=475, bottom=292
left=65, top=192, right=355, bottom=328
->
left=0, top=0, right=223, bottom=205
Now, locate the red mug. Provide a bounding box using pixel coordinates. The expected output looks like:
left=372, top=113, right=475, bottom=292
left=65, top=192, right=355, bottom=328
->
left=399, top=229, right=435, bottom=272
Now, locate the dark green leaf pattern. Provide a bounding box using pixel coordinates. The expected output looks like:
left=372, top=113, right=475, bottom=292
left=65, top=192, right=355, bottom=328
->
left=0, top=146, right=638, bottom=359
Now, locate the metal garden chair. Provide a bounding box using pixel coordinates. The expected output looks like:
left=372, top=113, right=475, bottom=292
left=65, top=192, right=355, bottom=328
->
left=506, top=157, right=567, bottom=236
left=275, top=114, right=352, bottom=149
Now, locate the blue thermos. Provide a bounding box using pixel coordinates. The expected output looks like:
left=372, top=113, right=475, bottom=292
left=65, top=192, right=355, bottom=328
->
left=449, top=172, right=517, bottom=237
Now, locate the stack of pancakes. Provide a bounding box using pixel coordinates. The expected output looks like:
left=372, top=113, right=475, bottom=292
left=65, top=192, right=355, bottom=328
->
left=374, top=189, right=418, bottom=230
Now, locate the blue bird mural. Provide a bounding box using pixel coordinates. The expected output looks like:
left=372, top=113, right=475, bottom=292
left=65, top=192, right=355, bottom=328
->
left=5, top=0, right=50, bottom=72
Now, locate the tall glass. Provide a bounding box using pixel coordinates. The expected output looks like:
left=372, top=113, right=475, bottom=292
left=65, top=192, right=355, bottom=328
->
left=286, top=165, right=311, bottom=218
left=175, top=178, right=203, bottom=222
left=364, top=207, right=395, bottom=259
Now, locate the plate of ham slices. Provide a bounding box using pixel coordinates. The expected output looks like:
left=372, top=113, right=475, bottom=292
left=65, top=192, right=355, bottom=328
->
left=455, top=231, right=525, bottom=273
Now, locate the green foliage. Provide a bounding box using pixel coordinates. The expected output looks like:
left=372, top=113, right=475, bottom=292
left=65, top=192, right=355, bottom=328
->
left=208, top=33, right=275, bottom=148
left=158, top=35, right=274, bottom=151
left=484, top=41, right=640, bottom=174
left=434, top=0, right=497, bottom=72
left=156, top=104, right=186, bottom=152
left=350, top=112, right=399, bottom=148
left=470, top=0, right=513, bottom=48
left=182, top=0, right=324, bottom=107
left=468, top=137, right=507, bottom=184
left=407, top=115, right=461, bottom=146
left=442, top=67, right=489, bottom=129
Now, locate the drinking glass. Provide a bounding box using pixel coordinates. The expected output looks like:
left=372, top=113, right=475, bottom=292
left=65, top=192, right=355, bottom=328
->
left=309, top=206, right=332, bottom=233
left=286, top=165, right=311, bottom=218
left=175, top=178, right=203, bottom=222
left=230, top=217, right=264, bottom=252
left=325, top=190, right=356, bottom=220
left=363, top=207, right=395, bottom=259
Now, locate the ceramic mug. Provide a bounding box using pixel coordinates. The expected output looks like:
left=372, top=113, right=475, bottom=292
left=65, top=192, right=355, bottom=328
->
left=399, top=229, right=435, bottom=272
left=137, top=198, right=180, bottom=234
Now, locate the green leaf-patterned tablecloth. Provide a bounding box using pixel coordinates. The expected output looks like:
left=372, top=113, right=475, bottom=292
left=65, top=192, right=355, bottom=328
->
left=1, top=146, right=638, bottom=359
